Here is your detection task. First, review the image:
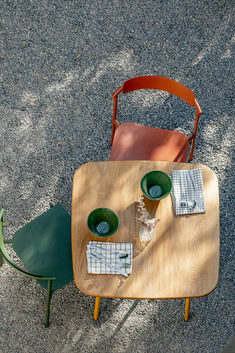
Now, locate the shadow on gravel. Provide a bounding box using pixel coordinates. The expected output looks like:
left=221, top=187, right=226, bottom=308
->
left=0, top=1, right=234, bottom=353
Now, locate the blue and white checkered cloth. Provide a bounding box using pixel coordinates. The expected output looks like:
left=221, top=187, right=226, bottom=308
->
left=87, top=241, right=133, bottom=275
left=171, top=168, right=206, bottom=215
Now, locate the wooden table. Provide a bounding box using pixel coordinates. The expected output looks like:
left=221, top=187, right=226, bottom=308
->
left=72, top=160, right=220, bottom=320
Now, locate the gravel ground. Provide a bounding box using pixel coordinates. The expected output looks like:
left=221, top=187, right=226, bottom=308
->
left=0, top=1, right=234, bottom=352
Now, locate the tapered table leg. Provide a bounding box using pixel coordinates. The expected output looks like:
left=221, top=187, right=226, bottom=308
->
left=94, top=296, right=101, bottom=320
left=185, top=298, right=191, bottom=321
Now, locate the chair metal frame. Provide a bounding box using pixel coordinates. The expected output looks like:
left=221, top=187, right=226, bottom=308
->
left=111, top=75, right=202, bottom=161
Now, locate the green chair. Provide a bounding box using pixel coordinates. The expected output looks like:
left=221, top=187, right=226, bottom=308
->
left=0, top=204, right=74, bottom=327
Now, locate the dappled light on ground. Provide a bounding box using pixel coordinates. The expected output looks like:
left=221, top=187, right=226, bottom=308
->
left=0, top=1, right=234, bottom=352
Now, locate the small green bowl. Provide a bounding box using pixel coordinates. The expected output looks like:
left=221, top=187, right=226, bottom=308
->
left=87, top=208, right=119, bottom=238
left=140, top=170, right=172, bottom=200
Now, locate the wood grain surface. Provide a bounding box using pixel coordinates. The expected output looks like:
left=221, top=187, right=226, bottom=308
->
left=71, top=160, right=220, bottom=299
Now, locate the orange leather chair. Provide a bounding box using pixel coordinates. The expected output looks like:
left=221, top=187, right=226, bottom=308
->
left=110, top=76, right=202, bottom=162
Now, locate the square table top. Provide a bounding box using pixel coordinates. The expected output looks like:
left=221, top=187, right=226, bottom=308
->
left=71, top=160, right=220, bottom=299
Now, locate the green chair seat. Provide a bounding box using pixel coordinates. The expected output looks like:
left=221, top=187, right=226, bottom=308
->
left=12, top=204, right=73, bottom=291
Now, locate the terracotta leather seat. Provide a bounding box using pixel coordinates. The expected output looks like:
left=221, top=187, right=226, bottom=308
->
left=110, top=76, right=202, bottom=162
left=110, top=122, right=189, bottom=162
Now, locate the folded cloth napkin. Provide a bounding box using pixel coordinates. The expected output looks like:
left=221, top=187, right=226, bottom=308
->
left=87, top=241, right=133, bottom=275
left=171, top=168, right=206, bottom=215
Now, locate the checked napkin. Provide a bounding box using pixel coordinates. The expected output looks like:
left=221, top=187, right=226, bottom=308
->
left=86, top=241, right=133, bottom=275
left=171, top=168, right=206, bottom=215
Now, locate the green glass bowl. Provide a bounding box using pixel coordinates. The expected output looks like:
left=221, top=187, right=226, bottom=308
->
left=140, top=170, right=172, bottom=200
left=87, top=208, right=119, bottom=238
